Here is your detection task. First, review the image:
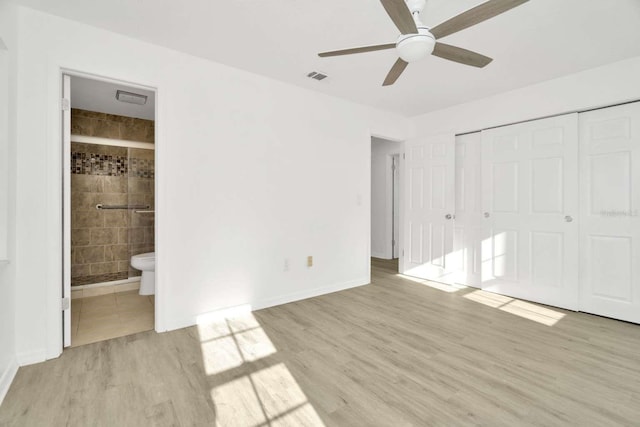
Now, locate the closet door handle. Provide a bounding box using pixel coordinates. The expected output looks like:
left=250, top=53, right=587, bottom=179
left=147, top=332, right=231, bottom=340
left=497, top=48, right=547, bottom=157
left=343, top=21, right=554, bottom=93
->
left=445, top=214, right=453, bottom=220
left=484, top=212, right=490, bottom=218
left=565, top=215, right=573, bottom=223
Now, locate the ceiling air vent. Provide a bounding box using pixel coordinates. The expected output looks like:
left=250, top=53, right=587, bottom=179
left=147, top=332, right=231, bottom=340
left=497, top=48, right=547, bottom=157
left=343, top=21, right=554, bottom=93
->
left=116, top=90, right=148, bottom=105
left=307, top=71, right=328, bottom=81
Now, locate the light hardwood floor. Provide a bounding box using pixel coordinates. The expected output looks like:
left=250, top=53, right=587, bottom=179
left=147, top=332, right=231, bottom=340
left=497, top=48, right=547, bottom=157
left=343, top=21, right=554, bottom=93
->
left=1, top=259, right=639, bottom=426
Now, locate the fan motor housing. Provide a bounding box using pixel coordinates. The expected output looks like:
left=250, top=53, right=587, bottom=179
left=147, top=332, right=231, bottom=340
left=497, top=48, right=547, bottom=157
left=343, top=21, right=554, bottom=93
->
left=396, top=28, right=435, bottom=63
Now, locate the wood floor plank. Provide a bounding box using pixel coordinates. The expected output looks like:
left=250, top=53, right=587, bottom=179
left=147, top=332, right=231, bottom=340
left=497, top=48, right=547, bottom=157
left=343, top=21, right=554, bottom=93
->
left=1, top=258, right=640, bottom=426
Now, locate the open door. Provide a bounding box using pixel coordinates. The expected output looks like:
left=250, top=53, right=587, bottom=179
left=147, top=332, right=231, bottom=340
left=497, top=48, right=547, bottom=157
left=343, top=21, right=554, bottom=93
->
left=62, top=74, right=71, bottom=347
left=402, top=134, right=456, bottom=283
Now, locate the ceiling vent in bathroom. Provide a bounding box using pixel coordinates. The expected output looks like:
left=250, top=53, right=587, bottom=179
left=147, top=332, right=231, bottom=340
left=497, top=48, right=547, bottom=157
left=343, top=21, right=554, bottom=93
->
left=307, top=71, right=328, bottom=81
left=115, top=90, right=148, bottom=105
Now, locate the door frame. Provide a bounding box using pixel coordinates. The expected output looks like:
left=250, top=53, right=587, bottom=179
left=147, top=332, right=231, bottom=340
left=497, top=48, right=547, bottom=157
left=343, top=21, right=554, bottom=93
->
left=60, top=68, right=160, bottom=350
left=392, top=153, right=400, bottom=259
left=369, top=134, right=405, bottom=275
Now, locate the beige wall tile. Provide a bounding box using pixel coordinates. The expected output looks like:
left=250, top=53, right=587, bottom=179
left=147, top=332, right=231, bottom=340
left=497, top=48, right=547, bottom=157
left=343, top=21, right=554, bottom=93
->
left=73, top=246, right=105, bottom=264
left=71, top=229, right=91, bottom=246
left=104, top=210, right=129, bottom=227
left=71, top=192, right=99, bottom=209
left=90, top=261, right=119, bottom=275
left=99, top=193, right=128, bottom=206
left=118, top=228, right=129, bottom=244
left=118, top=260, right=131, bottom=272
left=90, top=228, right=118, bottom=245
left=128, top=177, right=151, bottom=194
left=131, top=212, right=153, bottom=227
left=71, top=175, right=103, bottom=193
left=71, top=116, right=96, bottom=136
left=93, top=119, right=121, bottom=139
left=71, top=264, right=91, bottom=278
left=105, top=244, right=129, bottom=262
left=119, top=121, right=147, bottom=141
left=71, top=210, right=103, bottom=228
left=130, top=227, right=145, bottom=244
left=103, top=176, right=127, bottom=193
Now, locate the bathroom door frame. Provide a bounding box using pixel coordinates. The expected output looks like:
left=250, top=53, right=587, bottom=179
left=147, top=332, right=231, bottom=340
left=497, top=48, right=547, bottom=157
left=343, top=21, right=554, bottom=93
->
left=60, top=69, right=160, bottom=349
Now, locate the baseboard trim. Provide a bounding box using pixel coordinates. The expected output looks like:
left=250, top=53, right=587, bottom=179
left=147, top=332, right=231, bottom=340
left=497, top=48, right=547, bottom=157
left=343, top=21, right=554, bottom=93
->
left=370, top=251, right=388, bottom=259
left=16, top=349, right=47, bottom=366
left=0, top=357, right=18, bottom=405
left=166, top=277, right=370, bottom=332
left=253, top=277, right=370, bottom=311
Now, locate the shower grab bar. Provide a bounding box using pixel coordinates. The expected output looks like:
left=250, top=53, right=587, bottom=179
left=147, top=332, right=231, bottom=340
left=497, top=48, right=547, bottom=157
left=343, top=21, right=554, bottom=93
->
left=134, top=210, right=155, bottom=214
left=96, top=204, right=150, bottom=210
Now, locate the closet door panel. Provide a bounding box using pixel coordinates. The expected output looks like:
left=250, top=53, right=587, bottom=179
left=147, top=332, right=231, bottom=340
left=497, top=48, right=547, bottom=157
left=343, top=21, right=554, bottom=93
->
left=454, top=133, right=482, bottom=287
left=579, top=102, right=640, bottom=324
left=481, top=114, right=579, bottom=310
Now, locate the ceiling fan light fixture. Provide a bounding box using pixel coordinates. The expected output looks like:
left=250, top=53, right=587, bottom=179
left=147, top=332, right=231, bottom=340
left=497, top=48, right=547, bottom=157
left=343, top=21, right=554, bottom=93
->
left=396, top=31, right=435, bottom=63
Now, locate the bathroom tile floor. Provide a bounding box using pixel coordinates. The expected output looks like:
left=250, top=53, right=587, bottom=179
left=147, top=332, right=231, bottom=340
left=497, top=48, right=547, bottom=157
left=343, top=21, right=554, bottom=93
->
left=70, top=290, right=154, bottom=347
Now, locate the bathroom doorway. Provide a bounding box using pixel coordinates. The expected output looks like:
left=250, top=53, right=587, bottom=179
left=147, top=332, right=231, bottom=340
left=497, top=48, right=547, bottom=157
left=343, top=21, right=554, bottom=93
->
left=371, top=136, right=403, bottom=274
left=62, top=73, right=157, bottom=347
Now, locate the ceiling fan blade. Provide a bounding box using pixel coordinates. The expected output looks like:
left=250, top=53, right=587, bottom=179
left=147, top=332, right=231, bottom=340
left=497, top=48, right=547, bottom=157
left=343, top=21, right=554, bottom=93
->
left=318, top=43, right=396, bottom=58
left=431, top=0, right=529, bottom=40
left=382, top=58, right=409, bottom=86
left=432, top=42, right=493, bottom=68
left=380, top=0, right=418, bottom=34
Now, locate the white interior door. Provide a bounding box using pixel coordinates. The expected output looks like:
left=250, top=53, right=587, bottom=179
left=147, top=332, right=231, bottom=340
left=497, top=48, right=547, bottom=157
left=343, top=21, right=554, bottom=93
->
left=453, top=132, right=482, bottom=288
left=62, top=74, right=71, bottom=347
left=579, top=102, right=640, bottom=324
left=403, top=134, right=456, bottom=283
left=481, top=114, right=579, bottom=310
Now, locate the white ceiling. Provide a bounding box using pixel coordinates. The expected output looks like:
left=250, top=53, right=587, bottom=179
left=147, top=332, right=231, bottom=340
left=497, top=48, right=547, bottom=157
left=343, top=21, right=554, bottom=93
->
left=70, top=76, right=155, bottom=120
left=15, top=0, right=640, bottom=117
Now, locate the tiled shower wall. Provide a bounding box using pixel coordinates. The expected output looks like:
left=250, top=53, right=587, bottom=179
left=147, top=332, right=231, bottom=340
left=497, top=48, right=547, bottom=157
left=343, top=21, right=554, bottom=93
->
left=71, top=109, right=154, bottom=286
left=72, top=108, right=154, bottom=142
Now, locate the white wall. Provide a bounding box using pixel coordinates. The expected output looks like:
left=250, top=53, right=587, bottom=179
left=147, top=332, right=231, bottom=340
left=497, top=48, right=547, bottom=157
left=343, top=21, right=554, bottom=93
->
left=370, top=137, right=402, bottom=259
left=411, top=55, right=640, bottom=136
left=12, top=6, right=410, bottom=363
left=0, top=0, right=18, bottom=404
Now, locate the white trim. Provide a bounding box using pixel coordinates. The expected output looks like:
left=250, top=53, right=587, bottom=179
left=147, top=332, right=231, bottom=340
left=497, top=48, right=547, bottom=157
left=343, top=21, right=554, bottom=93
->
left=166, top=277, right=370, bottom=332
left=70, top=134, right=155, bottom=150
left=16, top=349, right=46, bottom=366
left=73, top=276, right=140, bottom=290
left=0, top=259, right=8, bottom=265
left=0, top=357, right=18, bottom=405
left=371, top=252, right=390, bottom=259
left=253, top=277, right=369, bottom=310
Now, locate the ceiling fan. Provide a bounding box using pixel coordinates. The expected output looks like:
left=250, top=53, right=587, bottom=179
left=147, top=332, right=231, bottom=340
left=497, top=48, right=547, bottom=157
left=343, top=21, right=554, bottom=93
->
left=318, top=0, right=529, bottom=86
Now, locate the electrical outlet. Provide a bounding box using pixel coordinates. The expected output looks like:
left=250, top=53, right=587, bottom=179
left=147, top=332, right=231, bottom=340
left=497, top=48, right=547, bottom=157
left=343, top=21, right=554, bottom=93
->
left=307, top=256, right=313, bottom=267
left=284, top=258, right=290, bottom=272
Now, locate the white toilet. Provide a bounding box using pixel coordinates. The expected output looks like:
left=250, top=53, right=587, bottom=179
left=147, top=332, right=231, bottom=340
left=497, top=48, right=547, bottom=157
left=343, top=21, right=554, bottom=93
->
left=131, top=252, right=155, bottom=295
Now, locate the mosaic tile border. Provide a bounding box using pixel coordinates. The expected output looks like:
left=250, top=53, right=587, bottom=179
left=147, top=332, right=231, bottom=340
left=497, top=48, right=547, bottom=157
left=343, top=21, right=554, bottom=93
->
left=71, top=151, right=155, bottom=178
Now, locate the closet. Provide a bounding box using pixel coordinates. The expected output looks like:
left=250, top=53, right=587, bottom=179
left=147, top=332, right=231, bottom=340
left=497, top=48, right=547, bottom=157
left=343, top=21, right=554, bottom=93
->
left=404, top=101, right=640, bottom=324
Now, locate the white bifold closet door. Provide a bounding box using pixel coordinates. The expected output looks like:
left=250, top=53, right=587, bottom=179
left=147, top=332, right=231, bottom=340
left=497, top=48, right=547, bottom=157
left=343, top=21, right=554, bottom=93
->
left=481, top=114, right=580, bottom=310
left=453, top=132, right=482, bottom=288
left=579, top=102, right=640, bottom=324
left=403, top=134, right=456, bottom=283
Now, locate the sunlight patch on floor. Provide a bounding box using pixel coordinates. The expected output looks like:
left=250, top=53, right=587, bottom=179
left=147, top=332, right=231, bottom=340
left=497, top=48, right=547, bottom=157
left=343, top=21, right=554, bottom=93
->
left=197, top=306, right=325, bottom=426
left=501, top=299, right=566, bottom=326
left=463, top=289, right=566, bottom=326
left=396, top=274, right=467, bottom=293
